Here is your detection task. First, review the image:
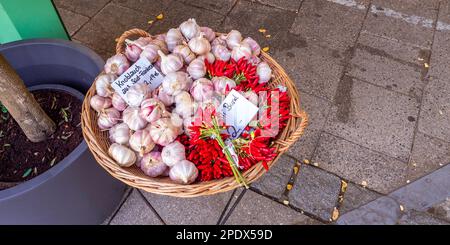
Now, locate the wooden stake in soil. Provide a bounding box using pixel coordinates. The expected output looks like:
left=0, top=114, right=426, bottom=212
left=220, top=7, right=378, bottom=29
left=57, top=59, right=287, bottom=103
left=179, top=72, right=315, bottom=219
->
left=0, top=54, right=56, bottom=142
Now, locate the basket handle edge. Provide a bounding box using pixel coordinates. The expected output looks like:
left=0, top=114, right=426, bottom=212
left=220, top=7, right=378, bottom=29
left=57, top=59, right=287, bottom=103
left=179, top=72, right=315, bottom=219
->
left=115, top=28, right=151, bottom=54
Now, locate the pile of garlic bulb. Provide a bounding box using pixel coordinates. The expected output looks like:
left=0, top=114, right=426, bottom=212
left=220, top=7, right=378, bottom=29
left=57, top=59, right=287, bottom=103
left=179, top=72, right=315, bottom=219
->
left=90, top=18, right=271, bottom=185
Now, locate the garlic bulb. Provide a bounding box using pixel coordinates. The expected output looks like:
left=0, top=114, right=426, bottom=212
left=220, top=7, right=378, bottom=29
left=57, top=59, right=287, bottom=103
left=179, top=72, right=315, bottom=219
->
left=95, top=73, right=116, bottom=97
left=244, top=90, right=258, bottom=106
left=98, top=108, right=120, bottom=130
left=198, top=52, right=215, bottom=64
left=231, top=42, right=252, bottom=61
left=149, top=118, right=179, bottom=146
left=242, top=37, right=261, bottom=56
left=104, top=54, right=130, bottom=76
left=212, top=76, right=236, bottom=95
left=169, top=160, right=198, bottom=184
left=212, top=45, right=231, bottom=62
left=122, top=107, right=147, bottom=131
left=125, top=41, right=142, bottom=62
left=90, top=95, right=112, bottom=112
left=257, top=61, right=272, bottom=84
left=140, top=98, right=164, bottom=123
left=162, top=71, right=192, bottom=95
left=157, top=88, right=175, bottom=106
left=150, top=38, right=169, bottom=54
left=140, top=44, right=160, bottom=63
left=186, top=58, right=206, bottom=80
left=158, top=50, right=183, bottom=75
left=183, top=116, right=195, bottom=136
left=112, top=93, right=127, bottom=111
left=190, top=78, right=214, bottom=102
left=126, top=83, right=149, bottom=107
left=248, top=55, right=261, bottom=65
left=212, top=34, right=227, bottom=47
left=172, top=44, right=196, bottom=64
left=140, top=151, right=168, bottom=177
left=109, top=123, right=131, bottom=145
left=188, top=33, right=211, bottom=55
left=129, top=129, right=155, bottom=156
left=200, top=26, right=216, bottom=42
left=179, top=18, right=200, bottom=40
left=161, top=141, right=186, bottom=167
left=165, top=28, right=185, bottom=52
left=174, top=91, right=195, bottom=118
left=155, top=33, right=166, bottom=42
left=226, top=30, right=243, bottom=50
left=108, top=143, right=136, bottom=167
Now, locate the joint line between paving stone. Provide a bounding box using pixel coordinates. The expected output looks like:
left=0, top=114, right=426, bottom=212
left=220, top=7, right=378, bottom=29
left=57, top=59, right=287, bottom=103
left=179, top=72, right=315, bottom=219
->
left=248, top=0, right=302, bottom=13
left=219, top=0, right=239, bottom=26
left=137, top=189, right=167, bottom=225
left=219, top=188, right=247, bottom=225
left=70, top=0, right=113, bottom=38
left=107, top=187, right=133, bottom=225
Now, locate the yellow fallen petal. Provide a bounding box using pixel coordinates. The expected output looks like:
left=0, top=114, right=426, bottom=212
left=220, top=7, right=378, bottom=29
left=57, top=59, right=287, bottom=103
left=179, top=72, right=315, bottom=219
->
left=424, top=63, right=429, bottom=68
left=282, top=200, right=289, bottom=205
left=156, top=13, right=164, bottom=20
left=262, top=47, right=270, bottom=52
left=361, top=180, right=368, bottom=187
left=286, top=184, right=293, bottom=191
left=303, top=159, right=310, bottom=164
left=341, top=180, right=348, bottom=193
left=293, top=166, right=299, bottom=174
left=312, top=162, right=319, bottom=167
left=148, top=20, right=154, bottom=24
left=332, top=207, right=339, bottom=221
left=258, top=28, right=267, bottom=33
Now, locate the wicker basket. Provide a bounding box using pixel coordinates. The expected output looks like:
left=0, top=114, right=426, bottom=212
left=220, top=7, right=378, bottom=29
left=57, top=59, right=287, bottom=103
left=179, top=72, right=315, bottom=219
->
left=81, top=29, right=308, bottom=197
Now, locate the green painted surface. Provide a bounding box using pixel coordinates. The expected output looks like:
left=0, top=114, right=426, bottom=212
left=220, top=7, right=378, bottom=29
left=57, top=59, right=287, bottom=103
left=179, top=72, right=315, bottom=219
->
left=0, top=0, right=69, bottom=44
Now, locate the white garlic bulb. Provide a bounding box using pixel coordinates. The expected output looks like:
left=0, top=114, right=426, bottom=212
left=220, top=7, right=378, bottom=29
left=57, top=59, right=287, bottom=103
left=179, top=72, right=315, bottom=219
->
left=112, top=93, right=127, bottom=111
left=90, top=95, right=112, bottom=113
left=149, top=118, right=179, bottom=146
left=212, top=45, right=231, bottom=62
left=157, top=88, right=175, bottom=107
left=179, top=18, right=200, bottom=40
left=257, top=61, right=272, bottom=84
left=140, top=98, right=164, bottom=123
left=158, top=50, right=183, bottom=75
left=108, top=143, right=136, bottom=167
left=150, top=39, right=169, bottom=54
left=125, top=42, right=142, bottom=62
left=188, top=33, right=211, bottom=55
left=226, top=30, right=243, bottom=50
left=170, top=112, right=184, bottom=135
left=248, top=55, right=261, bottom=66
left=174, top=91, right=195, bottom=118
left=198, top=52, right=215, bottom=64
left=242, top=37, right=261, bottom=56
left=104, top=54, right=130, bottom=76
left=154, top=33, right=166, bottom=42
left=165, top=28, right=185, bottom=52
left=95, top=73, right=116, bottom=97
left=243, top=90, right=259, bottom=106
left=98, top=108, right=120, bottom=130
left=212, top=76, right=236, bottom=95
left=109, top=123, right=131, bottom=145
left=200, top=26, right=216, bottom=42
left=169, top=160, right=198, bottom=184
left=190, top=78, right=214, bottom=102
left=129, top=129, right=155, bottom=156
left=140, top=151, right=168, bottom=177
left=122, top=107, right=147, bottom=131
left=231, top=42, right=252, bottom=61
left=126, top=83, right=149, bottom=107
left=172, top=44, right=196, bottom=64
left=186, top=58, right=206, bottom=80
left=162, top=71, right=192, bottom=96
left=161, top=141, right=186, bottom=167
left=212, top=34, right=227, bottom=47
left=140, top=44, right=161, bottom=63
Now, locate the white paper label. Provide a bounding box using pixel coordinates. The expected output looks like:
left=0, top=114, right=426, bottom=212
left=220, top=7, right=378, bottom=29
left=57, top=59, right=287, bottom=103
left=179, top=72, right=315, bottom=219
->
left=111, top=57, right=164, bottom=103
left=218, top=90, right=259, bottom=139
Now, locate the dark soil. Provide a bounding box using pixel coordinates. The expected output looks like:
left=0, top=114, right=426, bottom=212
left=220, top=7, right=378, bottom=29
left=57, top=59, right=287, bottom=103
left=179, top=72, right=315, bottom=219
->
left=0, top=89, right=83, bottom=187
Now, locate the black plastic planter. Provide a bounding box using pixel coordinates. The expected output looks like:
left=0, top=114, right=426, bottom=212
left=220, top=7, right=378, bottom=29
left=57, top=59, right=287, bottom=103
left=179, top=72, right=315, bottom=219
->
left=0, top=39, right=126, bottom=225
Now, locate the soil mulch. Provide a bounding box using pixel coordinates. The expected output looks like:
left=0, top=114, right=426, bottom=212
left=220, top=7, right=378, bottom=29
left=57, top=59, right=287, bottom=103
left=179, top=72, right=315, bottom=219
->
left=0, top=89, right=83, bottom=188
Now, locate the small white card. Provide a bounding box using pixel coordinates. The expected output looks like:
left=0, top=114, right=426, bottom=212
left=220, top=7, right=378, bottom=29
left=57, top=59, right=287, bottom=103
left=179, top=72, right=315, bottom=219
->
left=218, top=90, right=259, bottom=139
left=111, top=57, right=164, bottom=103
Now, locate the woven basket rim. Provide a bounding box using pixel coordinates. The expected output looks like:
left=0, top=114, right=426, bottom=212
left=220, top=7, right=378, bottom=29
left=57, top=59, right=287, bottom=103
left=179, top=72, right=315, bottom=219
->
left=81, top=29, right=308, bottom=198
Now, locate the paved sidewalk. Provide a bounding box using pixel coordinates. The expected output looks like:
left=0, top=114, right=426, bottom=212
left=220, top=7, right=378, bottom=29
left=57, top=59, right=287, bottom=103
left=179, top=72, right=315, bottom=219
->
left=55, top=0, right=450, bottom=224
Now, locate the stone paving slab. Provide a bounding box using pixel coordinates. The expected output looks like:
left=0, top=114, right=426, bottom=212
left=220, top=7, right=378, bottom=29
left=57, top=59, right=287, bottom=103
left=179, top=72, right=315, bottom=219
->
left=288, top=164, right=341, bottom=221
left=110, top=189, right=163, bottom=225
left=290, top=0, right=369, bottom=51
left=337, top=196, right=401, bottom=225
left=428, top=197, right=450, bottom=222
left=183, top=0, right=236, bottom=14
left=408, top=132, right=450, bottom=181
left=287, top=92, right=332, bottom=162
left=54, top=0, right=109, bottom=17
left=223, top=0, right=297, bottom=48
left=256, top=0, right=302, bottom=11
left=57, top=8, right=89, bottom=36
left=398, top=209, right=449, bottom=225
left=142, top=191, right=233, bottom=225
left=340, top=183, right=382, bottom=214
left=251, top=155, right=296, bottom=200
left=113, top=0, right=172, bottom=15
left=272, top=43, right=344, bottom=101
left=324, top=77, right=420, bottom=162
left=313, top=132, right=409, bottom=194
